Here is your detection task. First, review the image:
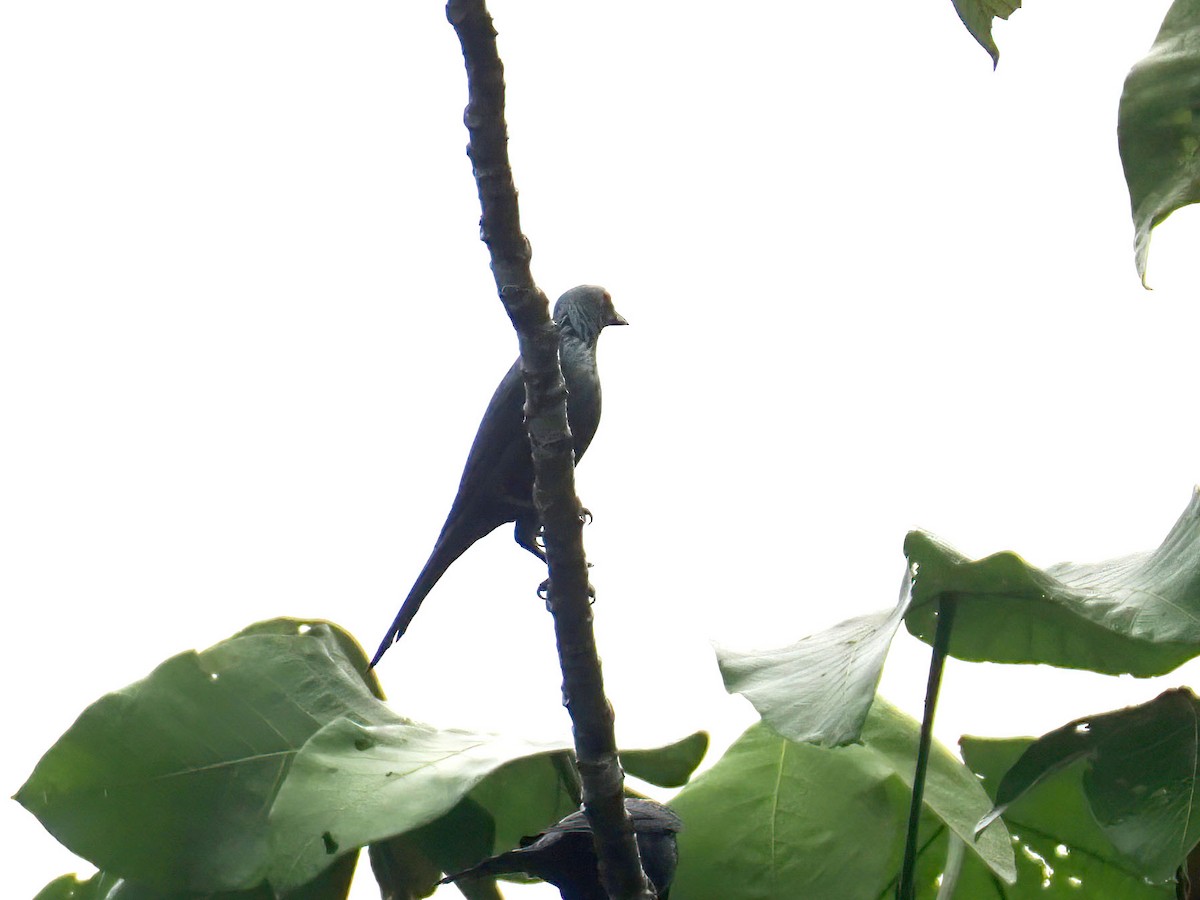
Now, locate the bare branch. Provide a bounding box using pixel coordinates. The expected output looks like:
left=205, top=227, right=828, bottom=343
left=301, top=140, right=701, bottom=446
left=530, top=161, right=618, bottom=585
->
left=444, top=2, right=653, bottom=898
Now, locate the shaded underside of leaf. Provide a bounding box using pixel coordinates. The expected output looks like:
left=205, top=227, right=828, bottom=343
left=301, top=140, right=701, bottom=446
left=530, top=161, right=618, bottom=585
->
left=1118, top=0, right=1200, bottom=285
left=390, top=795, right=497, bottom=888
left=1083, top=689, right=1200, bottom=881
left=717, top=575, right=911, bottom=747
left=962, top=737, right=1175, bottom=898
left=975, top=719, right=1092, bottom=834
left=621, top=730, right=709, bottom=788
left=950, top=0, right=1021, bottom=66
left=367, top=833, right=448, bottom=900
left=904, top=488, right=1200, bottom=676
left=667, top=699, right=1013, bottom=899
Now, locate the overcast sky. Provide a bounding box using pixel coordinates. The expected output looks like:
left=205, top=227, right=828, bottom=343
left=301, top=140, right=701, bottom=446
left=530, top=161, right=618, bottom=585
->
left=4, top=2, right=1199, bottom=897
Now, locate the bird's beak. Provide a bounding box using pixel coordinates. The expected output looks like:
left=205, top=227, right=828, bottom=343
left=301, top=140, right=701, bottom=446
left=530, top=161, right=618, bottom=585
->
left=611, top=312, right=629, bottom=326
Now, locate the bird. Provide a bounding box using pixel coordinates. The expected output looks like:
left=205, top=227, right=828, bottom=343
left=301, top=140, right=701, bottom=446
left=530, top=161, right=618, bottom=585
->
left=369, top=285, right=627, bottom=667
left=441, top=798, right=683, bottom=900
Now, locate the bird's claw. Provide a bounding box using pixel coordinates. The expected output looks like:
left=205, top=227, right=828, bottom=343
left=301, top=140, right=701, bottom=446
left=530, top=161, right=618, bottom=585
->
left=579, top=507, right=593, bottom=525
left=537, top=578, right=597, bottom=607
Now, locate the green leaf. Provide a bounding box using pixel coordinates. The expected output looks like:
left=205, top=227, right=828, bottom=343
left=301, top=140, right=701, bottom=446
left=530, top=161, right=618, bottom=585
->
left=16, top=619, right=395, bottom=894
left=367, top=832, right=448, bottom=900
left=950, top=0, right=1021, bottom=67
left=388, top=796, right=497, bottom=888
left=17, top=615, right=707, bottom=894
left=976, top=688, right=1200, bottom=882
left=961, top=737, right=1174, bottom=898
left=1118, top=0, right=1200, bottom=286
left=622, top=730, right=709, bottom=787
left=667, top=699, right=1014, bottom=899
left=34, top=873, right=129, bottom=900
left=904, top=488, right=1200, bottom=676
left=268, top=719, right=569, bottom=889
left=31, top=872, right=258, bottom=900
left=268, top=717, right=708, bottom=891
left=718, top=578, right=911, bottom=746
left=459, top=749, right=584, bottom=867
left=32, top=853, right=357, bottom=900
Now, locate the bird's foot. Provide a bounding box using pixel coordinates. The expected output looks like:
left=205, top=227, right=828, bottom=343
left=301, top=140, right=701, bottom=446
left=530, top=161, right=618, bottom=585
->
left=537, top=578, right=596, bottom=607
left=579, top=507, right=593, bottom=525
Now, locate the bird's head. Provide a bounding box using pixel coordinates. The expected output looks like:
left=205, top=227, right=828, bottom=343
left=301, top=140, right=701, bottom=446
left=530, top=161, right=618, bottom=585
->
left=553, top=285, right=628, bottom=345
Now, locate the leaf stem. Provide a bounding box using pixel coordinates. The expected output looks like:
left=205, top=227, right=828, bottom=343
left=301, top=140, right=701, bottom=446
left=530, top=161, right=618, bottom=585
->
left=898, top=594, right=958, bottom=900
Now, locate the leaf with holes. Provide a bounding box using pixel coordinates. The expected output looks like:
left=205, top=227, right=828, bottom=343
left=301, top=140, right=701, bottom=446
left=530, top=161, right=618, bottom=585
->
left=16, top=619, right=393, bottom=894
left=16, top=616, right=707, bottom=894
left=959, top=737, right=1174, bottom=898
left=976, top=688, right=1200, bottom=882
left=267, top=715, right=708, bottom=891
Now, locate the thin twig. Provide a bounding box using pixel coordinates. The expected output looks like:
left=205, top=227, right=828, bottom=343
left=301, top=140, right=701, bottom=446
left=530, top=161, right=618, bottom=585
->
left=444, top=2, right=653, bottom=898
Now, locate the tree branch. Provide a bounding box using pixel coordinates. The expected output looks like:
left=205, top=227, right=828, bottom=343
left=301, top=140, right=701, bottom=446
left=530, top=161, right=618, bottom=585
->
left=444, top=2, right=653, bottom=898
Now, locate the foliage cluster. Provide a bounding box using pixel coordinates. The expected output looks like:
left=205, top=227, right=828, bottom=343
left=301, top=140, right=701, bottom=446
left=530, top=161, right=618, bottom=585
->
left=16, top=0, right=1200, bottom=898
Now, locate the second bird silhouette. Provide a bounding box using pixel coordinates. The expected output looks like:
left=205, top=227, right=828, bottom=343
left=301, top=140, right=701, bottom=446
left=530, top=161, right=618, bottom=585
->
left=370, top=285, right=627, bottom=667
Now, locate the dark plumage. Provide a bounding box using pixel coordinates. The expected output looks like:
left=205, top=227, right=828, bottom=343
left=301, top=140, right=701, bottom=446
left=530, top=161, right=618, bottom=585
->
left=441, top=798, right=683, bottom=900
left=370, top=285, right=626, bottom=667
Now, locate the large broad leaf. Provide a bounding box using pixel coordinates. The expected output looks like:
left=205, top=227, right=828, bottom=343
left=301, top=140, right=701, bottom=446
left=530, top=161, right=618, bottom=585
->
left=318, top=732, right=707, bottom=898
left=959, top=737, right=1175, bottom=898
left=950, top=0, right=1021, bottom=67
left=667, top=698, right=1014, bottom=899
left=267, top=715, right=709, bottom=891
left=16, top=619, right=396, bottom=894
left=1118, top=0, right=1200, bottom=286
left=717, top=575, right=911, bottom=747
left=17, top=617, right=707, bottom=895
left=975, top=688, right=1200, bottom=883
left=268, top=719, right=569, bottom=890
left=904, top=488, right=1200, bottom=676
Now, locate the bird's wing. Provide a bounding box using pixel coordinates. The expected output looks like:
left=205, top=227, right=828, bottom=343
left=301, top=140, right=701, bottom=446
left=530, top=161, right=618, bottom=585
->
left=440, top=357, right=533, bottom=527
left=543, top=801, right=682, bottom=836
left=626, top=800, right=684, bottom=833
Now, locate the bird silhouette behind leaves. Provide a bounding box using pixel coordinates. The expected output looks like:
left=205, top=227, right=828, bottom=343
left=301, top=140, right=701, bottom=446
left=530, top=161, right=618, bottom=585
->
left=441, top=798, right=683, bottom=900
left=370, top=285, right=627, bottom=667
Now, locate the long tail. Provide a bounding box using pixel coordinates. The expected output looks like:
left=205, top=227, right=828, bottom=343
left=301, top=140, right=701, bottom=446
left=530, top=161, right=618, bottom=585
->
left=369, top=526, right=478, bottom=668
left=441, top=849, right=525, bottom=885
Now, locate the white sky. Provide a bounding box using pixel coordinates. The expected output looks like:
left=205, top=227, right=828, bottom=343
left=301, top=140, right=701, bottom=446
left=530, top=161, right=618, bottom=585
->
left=3, top=2, right=1199, bottom=898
